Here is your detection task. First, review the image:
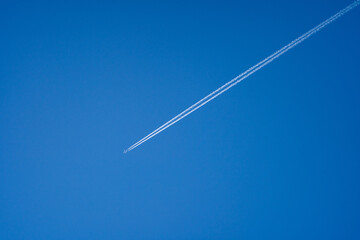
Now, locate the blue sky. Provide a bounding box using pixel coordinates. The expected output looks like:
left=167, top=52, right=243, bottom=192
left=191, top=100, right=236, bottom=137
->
left=1, top=0, right=360, bottom=239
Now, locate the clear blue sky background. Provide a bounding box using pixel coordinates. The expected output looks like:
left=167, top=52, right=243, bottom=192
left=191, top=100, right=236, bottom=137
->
left=1, top=0, right=360, bottom=239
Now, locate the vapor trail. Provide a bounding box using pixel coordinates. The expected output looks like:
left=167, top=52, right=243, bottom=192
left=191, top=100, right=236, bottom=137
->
left=124, top=0, right=360, bottom=153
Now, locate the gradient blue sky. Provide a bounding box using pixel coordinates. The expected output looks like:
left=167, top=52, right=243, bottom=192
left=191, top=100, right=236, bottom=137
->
left=1, top=0, right=360, bottom=239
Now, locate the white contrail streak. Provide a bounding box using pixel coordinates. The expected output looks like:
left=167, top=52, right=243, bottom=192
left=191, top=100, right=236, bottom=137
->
left=124, top=0, right=360, bottom=153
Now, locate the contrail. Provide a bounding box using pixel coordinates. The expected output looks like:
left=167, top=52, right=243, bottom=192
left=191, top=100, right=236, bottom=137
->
left=124, top=0, right=360, bottom=153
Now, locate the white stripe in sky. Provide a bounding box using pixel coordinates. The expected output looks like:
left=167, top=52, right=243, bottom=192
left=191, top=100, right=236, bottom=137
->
left=124, top=0, right=360, bottom=153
